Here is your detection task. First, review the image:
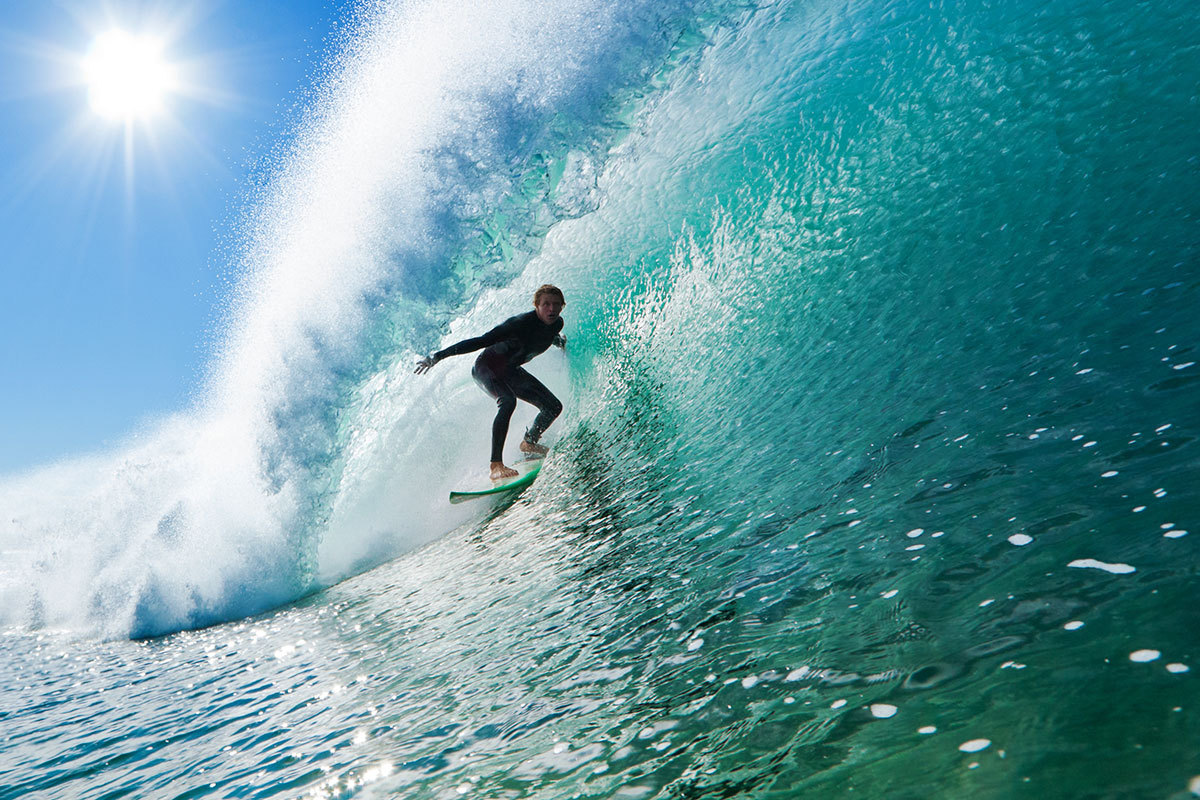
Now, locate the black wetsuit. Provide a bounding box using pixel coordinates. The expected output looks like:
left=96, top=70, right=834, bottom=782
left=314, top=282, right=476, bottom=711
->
left=434, top=311, right=565, bottom=462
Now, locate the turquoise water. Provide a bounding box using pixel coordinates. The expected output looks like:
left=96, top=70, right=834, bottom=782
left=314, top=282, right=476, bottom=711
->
left=2, top=0, right=1198, bottom=797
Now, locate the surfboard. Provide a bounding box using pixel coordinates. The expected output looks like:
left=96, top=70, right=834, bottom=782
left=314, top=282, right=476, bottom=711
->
left=449, top=458, right=543, bottom=504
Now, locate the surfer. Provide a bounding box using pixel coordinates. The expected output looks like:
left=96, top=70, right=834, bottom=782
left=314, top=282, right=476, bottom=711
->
left=415, top=284, right=567, bottom=481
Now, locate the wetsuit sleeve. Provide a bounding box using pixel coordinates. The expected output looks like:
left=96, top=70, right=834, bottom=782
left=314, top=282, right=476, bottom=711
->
left=432, top=317, right=519, bottom=361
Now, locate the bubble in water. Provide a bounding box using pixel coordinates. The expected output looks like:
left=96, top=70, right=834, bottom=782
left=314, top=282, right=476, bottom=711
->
left=904, top=663, right=961, bottom=690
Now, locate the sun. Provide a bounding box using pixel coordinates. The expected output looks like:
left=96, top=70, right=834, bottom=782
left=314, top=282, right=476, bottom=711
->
left=83, top=30, right=176, bottom=121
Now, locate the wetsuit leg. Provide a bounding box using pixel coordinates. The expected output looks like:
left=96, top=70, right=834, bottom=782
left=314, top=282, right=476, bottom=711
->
left=473, top=361, right=517, bottom=463
left=472, top=361, right=562, bottom=460
left=507, top=366, right=563, bottom=445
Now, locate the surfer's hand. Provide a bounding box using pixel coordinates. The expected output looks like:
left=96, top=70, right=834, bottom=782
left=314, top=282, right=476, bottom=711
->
left=414, top=356, right=437, bottom=374
left=554, top=334, right=567, bottom=351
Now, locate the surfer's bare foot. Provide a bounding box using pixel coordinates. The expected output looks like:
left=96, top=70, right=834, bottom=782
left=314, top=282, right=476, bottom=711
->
left=519, top=440, right=549, bottom=457
left=490, top=462, right=518, bottom=481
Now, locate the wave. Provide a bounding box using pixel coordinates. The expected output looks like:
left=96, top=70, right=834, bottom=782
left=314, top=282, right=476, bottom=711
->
left=2, top=0, right=1196, bottom=644
left=0, top=0, right=741, bottom=639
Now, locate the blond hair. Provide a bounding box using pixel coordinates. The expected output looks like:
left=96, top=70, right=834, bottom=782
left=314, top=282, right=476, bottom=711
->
left=533, top=284, right=566, bottom=306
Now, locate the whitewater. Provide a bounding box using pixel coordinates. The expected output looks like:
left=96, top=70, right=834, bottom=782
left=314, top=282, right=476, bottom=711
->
left=2, top=0, right=1197, bottom=797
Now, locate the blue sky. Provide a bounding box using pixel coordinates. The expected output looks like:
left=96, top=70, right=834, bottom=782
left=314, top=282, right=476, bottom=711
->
left=0, top=0, right=341, bottom=474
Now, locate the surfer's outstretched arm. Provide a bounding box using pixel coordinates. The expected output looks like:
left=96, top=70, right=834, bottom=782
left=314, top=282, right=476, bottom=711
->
left=414, top=320, right=521, bottom=375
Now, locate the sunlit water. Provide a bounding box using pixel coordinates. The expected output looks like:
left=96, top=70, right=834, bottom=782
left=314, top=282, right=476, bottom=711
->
left=2, top=0, right=1198, bottom=797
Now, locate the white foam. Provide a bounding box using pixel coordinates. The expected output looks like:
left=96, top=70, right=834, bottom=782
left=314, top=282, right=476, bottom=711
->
left=959, top=739, right=991, bottom=753
left=1068, top=559, right=1136, bottom=574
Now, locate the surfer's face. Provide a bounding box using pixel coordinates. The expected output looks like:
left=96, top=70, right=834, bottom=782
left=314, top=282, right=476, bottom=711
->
left=535, top=295, right=563, bottom=325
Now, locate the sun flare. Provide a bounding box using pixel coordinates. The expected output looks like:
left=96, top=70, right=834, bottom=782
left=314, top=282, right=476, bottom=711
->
left=83, top=31, right=176, bottom=121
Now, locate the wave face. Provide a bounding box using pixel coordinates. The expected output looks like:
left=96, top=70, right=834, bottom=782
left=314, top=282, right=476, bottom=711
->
left=1, top=0, right=1198, bottom=795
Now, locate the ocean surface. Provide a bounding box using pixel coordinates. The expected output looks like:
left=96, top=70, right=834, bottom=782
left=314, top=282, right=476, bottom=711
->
left=2, top=0, right=1198, bottom=797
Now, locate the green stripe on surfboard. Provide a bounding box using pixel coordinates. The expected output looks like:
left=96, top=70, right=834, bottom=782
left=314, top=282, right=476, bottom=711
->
left=449, top=459, right=542, bottom=504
